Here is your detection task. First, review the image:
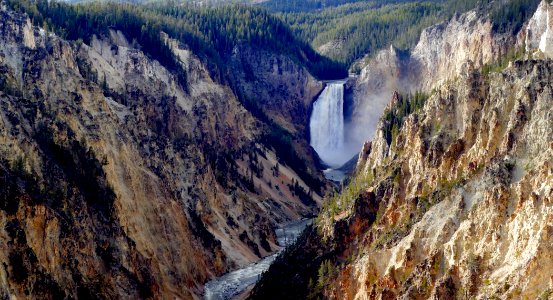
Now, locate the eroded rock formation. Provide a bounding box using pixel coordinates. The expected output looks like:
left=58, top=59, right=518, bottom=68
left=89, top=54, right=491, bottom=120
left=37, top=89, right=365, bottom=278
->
left=346, top=7, right=515, bottom=153
left=252, top=2, right=553, bottom=299
left=0, top=5, right=324, bottom=298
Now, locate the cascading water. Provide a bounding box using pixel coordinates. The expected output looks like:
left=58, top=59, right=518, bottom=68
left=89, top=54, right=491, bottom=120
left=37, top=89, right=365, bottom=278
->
left=309, top=80, right=347, bottom=168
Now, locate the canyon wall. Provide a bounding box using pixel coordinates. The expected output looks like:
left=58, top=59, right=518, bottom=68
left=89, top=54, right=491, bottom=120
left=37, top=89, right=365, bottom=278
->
left=526, top=0, right=553, bottom=58
left=346, top=7, right=515, bottom=156
left=0, top=5, right=323, bottom=298
left=252, top=2, right=553, bottom=299
left=338, top=58, right=553, bottom=300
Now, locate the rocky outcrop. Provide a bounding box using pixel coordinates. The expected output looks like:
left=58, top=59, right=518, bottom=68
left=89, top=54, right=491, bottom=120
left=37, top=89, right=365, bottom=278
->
left=0, top=5, right=323, bottom=299
left=410, top=10, right=507, bottom=91
left=346, top=7, right=514, bottom=154
left=317, top=40, right=345, bottom=62
left=254, top=57, right=553, bottom=300
left=339, top=58, right=553, bottom=299
left=526, top=0, right=553, bottom=58
left=252, top=4, right=553, bottom=298
left=228, top=46, right=323, bottom=135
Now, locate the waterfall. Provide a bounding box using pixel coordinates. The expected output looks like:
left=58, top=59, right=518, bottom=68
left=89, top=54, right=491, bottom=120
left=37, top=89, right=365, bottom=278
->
left=309, top=81, right=346, bottom=168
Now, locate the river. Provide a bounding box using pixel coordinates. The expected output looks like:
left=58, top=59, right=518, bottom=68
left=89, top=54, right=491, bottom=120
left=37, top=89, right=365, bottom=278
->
left=203, top=219, right=312, bottom=300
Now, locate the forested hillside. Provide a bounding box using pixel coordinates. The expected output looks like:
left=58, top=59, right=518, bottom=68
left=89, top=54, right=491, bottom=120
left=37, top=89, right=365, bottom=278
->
left=41, top=0, right=542, bottom=72
left=268, top=0, right=541, bottom=70
left=6, top=0, right=347, bottom=80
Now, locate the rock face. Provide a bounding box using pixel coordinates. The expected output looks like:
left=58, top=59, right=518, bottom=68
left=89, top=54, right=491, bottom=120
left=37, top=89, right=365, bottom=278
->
left=0, top=5, right=323, bottom=299
left=338, top=58, right=553, bottom=300
left=228, top=46, right=323, bottom=135
left=346, top=8, right=513, bottom=154
left=227, top=46, right=325, bottom=182
left=317, top=40, right=345, bottom=62
left=254, top=57, right=553, bottom=300
left=526, top=0, right=553, bottom=58
left=252, top=3, right=553, bottom=299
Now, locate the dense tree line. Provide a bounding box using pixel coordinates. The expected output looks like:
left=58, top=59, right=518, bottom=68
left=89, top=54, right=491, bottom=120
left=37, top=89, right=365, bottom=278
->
left=262, top=0, right=372, bottom=13
left=261, top=0, right=427, bottom=13
left=5, top=0, right=347, bottom=81
left=7, top=0, right=540, bottom=77
left=267, top=0, right=542, bottom=70
left=270, top=1, right=457, bottom=68
left=491, top=0, right=542, bottom=34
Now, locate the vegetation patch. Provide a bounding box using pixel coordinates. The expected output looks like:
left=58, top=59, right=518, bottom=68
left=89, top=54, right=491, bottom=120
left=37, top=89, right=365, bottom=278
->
left=6, top=0, right=346, bottom=81
left=382, top=91, right=428, bottom=146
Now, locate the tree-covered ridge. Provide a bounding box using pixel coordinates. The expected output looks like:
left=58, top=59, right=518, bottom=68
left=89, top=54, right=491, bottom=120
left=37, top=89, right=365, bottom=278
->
left=262, top=0, right=372, bottom=13
left=261, top=0, right=426, bottom=13
left=270, top=1, right=454, bottom=68
left=146, top=2, right=347, bottom=77
left=311, top=2, right=443, bottom=67
left=268, top=0, right=542, bottom=70
left=491, top=0, right=542, bottom=34
left=6, top=0, right=347, bottom=80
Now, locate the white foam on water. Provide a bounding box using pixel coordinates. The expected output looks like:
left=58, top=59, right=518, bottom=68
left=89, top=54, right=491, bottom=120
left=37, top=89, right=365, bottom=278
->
left=203, top=219, right=311, bottom=300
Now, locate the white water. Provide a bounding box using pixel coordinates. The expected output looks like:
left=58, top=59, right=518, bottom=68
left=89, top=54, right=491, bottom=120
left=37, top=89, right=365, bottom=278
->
left=323, top=168, right=347, bottom=183
left=310, top=81, right=346, bottom=168
left=203, top=219, right=311, bottom=300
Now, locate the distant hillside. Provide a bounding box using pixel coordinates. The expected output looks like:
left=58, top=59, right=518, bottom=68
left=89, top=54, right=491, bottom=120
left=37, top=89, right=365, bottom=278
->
left=268, top=0, right=541, bottom=70
left=7, top=0, right=346, bottom=79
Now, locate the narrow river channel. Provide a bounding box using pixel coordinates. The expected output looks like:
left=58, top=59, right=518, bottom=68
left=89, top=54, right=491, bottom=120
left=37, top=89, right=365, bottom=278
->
left=203, top=219, right=312, bottom=300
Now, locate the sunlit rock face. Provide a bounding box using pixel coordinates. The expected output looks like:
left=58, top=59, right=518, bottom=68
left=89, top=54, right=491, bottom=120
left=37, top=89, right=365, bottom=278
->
left=526, top=0, right=553, bottom=58
left=347, top=8, right=513, bottom=155
left=327, top=57, right=553, bottom=300
left=0, top=5, right=324, bottom=299
left=252, top=3, right=553, bottom=299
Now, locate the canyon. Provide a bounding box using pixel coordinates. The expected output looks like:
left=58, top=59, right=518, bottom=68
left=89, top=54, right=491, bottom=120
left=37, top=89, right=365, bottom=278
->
left=251, top=1, right=553, bottom=299
left=0, top=2, right=327, bottom=298
left=0, top=0, right=552, bottom=299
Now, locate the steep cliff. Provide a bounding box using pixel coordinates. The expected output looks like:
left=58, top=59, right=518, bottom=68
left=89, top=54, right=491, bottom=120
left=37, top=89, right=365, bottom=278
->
left=227, top=45, right=326, bottom=191
left=254, top=54, right=553, bottom=300
left=0, top=4, right=325, bottom=298
left=526, top=0, right=553, bottom=58
left=334, top=58, right=553, bottom=299
left=346, top=6, right=516, bottom=156
left=252, top=2, right=553, bottom=299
